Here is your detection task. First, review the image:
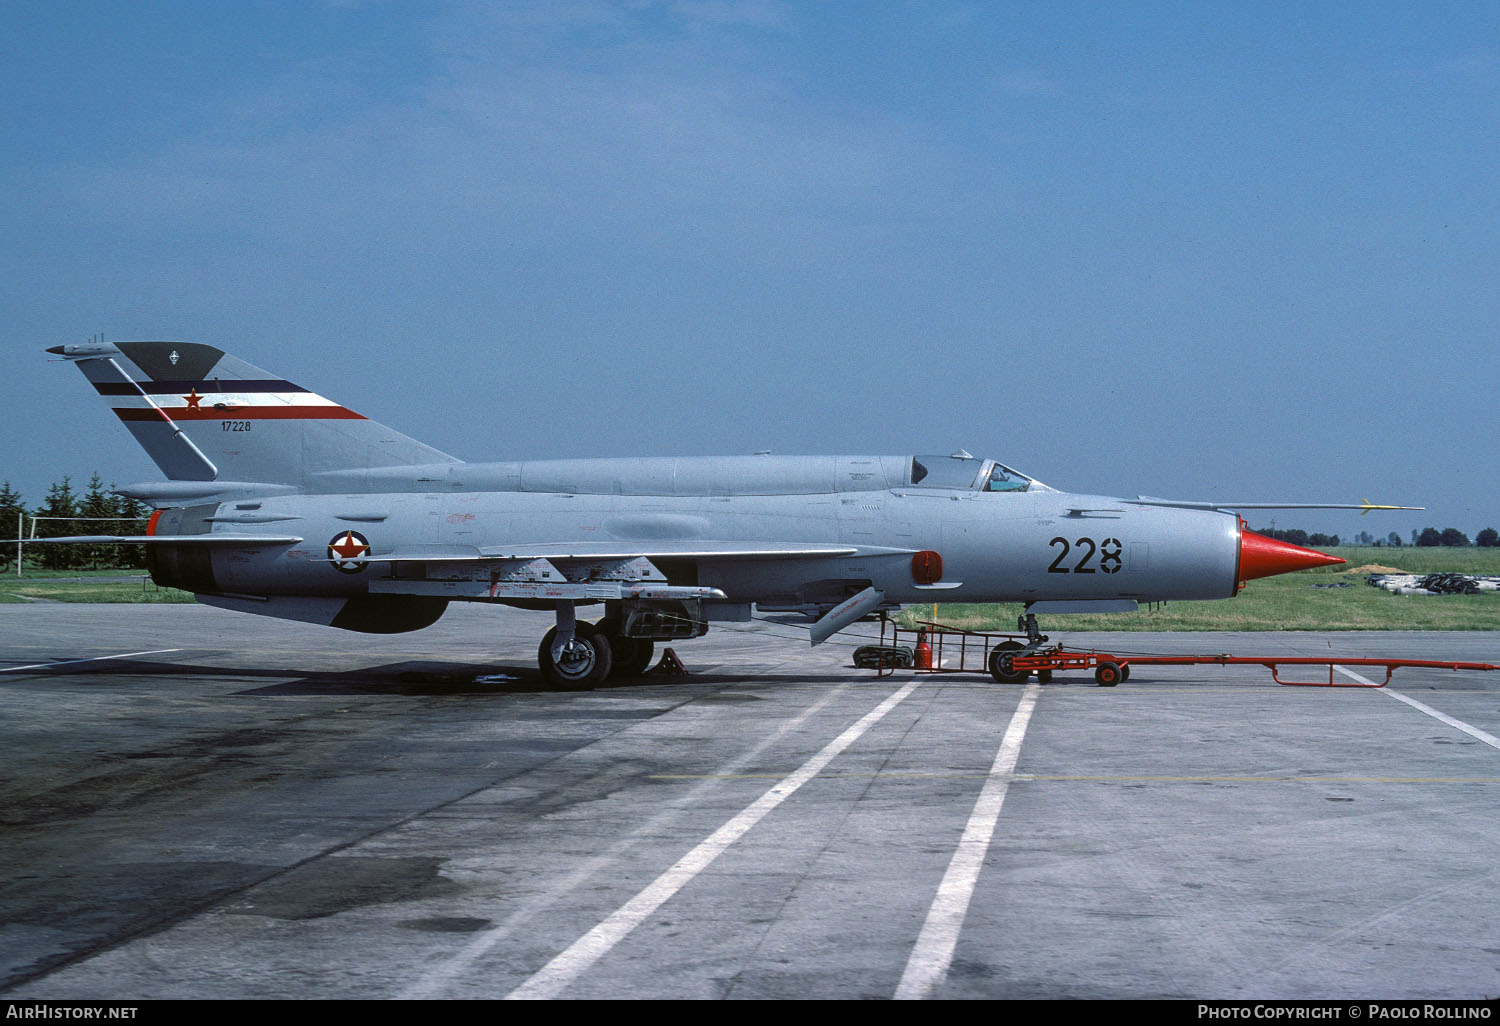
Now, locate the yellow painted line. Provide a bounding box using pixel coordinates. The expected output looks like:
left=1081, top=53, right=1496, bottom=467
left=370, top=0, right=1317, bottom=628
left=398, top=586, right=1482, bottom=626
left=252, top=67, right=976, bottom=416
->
left=647, top=772, right=1500, bottom=784
left=1017, top=774, right=1500, bottom=784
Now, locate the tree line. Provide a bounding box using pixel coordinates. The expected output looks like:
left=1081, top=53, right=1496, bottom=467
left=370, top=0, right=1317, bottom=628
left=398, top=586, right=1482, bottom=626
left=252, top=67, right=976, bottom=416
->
left=1256, top=526, right=1499, bottom=548
left=1, top=475, right=150, bottom=571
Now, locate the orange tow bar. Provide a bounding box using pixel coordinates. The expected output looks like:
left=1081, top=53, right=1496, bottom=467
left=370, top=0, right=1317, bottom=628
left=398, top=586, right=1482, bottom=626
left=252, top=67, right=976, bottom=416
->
left=868, top=619, right=1499, bottom=687
left=1006, top=649, right=1500, bottom=688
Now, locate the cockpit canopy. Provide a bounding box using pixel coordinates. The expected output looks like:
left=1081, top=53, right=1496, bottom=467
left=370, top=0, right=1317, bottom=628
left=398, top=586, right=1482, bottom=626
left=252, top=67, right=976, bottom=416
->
left=909, top=454, right=1040, bottom=492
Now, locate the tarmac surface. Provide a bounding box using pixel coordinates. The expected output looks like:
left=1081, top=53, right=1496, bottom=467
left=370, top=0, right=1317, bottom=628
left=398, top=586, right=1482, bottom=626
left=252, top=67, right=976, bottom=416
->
left=1, top=603, right=1497, bottom=1000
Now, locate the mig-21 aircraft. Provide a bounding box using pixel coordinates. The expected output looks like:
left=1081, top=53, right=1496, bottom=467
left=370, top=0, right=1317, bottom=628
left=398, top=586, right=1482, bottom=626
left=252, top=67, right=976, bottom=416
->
left=38, top=341, right=1407, bottom=687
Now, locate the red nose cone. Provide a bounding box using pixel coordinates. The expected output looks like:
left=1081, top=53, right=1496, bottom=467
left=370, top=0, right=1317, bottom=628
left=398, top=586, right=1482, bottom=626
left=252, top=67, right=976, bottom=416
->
left=1239, top=528, right=1345, bottom=583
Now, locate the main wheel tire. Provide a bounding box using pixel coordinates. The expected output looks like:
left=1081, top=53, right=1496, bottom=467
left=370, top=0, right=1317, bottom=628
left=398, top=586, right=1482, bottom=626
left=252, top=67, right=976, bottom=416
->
left=595, top=619, right=656, bottom=679
left=988, top=641, right=1028, bottom=684
left=616, top=638, right=655, bottom=678
left=538, top=622, right=613, bottom=690
left=1094, top=661, right=1123, bottom=687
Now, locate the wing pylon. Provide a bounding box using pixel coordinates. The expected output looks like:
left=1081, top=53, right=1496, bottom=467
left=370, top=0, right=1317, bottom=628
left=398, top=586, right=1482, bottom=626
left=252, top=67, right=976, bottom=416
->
left=345, top=541, right=885, bottom=604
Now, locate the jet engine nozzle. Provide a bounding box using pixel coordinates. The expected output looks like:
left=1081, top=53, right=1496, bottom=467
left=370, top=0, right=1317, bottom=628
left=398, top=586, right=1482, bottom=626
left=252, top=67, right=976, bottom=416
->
left=1238, top=527, right=1345, bottom=586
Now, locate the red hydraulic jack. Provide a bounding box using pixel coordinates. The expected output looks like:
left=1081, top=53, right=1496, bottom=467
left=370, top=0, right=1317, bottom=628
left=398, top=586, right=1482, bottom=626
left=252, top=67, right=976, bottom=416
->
left=872, top=614, right=1499, bottom=688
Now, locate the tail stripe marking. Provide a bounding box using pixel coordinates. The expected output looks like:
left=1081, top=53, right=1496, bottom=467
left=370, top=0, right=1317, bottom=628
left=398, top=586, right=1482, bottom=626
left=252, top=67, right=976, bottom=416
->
left=114, top=406, right=366, bottom=422
left=106, top=379, right=364, bottom=421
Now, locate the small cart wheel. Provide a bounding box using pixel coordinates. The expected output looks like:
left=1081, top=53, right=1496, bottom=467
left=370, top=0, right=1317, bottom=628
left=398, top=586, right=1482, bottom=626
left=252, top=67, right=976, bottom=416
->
left=1094, top=661, right=1123, bottom=687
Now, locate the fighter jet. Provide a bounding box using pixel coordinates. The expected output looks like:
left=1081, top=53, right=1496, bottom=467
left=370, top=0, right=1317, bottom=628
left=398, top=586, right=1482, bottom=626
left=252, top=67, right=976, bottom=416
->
left=39, top=341, right=1406, bottom=687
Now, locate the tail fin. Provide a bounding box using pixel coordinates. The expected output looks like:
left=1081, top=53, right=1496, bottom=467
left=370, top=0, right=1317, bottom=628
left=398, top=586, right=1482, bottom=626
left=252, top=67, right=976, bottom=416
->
left=48, top=341, right=459, bottom=486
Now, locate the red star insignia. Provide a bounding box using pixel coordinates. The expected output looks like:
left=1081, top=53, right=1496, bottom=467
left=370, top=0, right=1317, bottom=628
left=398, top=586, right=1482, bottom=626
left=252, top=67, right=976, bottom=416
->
left=183, top=389, right=203, bottom=410
left=330, top=533, right=369, bottom=560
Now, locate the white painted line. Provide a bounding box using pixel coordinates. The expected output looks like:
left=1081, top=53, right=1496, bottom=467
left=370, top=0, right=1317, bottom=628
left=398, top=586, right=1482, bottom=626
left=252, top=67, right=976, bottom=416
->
left=0, top=648, right=182, bottom=675
left=504, top=681, right=922, bottom=1000
left=1335, top=666, right=1500, bottom=750
left=895, top=684, right=1040, bottom=1000
left=401, top=683, right=852, bottom=1000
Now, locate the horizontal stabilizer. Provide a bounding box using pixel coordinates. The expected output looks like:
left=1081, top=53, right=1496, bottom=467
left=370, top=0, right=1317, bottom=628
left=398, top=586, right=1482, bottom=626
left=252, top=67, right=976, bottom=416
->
left=18, top=534, right=303, bottom=546
left=114, top=481, right=300, bottom=503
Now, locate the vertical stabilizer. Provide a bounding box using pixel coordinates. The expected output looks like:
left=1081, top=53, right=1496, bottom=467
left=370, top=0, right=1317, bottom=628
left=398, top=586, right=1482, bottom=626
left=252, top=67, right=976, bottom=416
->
left=48, top=341, right=460, bottom=486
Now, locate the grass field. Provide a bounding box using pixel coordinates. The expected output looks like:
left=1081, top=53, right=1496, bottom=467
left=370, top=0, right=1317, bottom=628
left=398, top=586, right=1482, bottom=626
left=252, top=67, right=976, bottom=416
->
left=897, top=546, right=1500, bottom=632
left=0, top=569, right=193, bottom=604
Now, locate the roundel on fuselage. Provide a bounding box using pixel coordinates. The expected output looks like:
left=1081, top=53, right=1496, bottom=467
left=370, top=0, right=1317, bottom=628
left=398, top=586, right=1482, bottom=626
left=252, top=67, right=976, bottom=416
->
left=328, top=531, right=371, bottom=574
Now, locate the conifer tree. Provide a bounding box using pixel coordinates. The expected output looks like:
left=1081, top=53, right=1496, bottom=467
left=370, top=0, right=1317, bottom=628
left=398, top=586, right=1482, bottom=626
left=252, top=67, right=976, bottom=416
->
left=34, top=477, right=80, bottom=570
left=79, top=473, right=115, bottom=569
left=0, top=482, right=25, bottom=572
left=108, top=482, right=148, bottom=568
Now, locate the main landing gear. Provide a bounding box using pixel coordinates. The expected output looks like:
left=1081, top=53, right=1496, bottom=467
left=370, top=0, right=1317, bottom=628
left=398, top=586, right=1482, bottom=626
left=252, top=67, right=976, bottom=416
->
left=536, top=603, right=659, bottom=689
left=538, top=621, right=611, bottom=689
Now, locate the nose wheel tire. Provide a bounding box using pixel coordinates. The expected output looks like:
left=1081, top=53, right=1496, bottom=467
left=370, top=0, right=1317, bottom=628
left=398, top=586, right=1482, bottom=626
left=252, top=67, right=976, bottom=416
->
left=539, top=622, right=613, bottom=689
left=988, top=641, right=1029, bottom=684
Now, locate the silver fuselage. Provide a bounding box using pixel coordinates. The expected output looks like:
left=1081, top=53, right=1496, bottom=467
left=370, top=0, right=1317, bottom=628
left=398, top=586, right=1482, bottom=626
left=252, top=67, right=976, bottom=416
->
left=160, top=455, right=1242, bottom=610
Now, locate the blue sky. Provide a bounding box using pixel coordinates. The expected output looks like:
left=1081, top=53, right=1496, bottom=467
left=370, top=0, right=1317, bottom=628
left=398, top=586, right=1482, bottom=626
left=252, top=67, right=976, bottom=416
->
left=4, top=1, right=1497, bottom=540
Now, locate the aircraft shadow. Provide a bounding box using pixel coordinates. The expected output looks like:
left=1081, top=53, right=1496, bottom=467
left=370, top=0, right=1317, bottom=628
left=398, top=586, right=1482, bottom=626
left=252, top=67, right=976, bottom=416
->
left=9, top=655, right=834, bottom=696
